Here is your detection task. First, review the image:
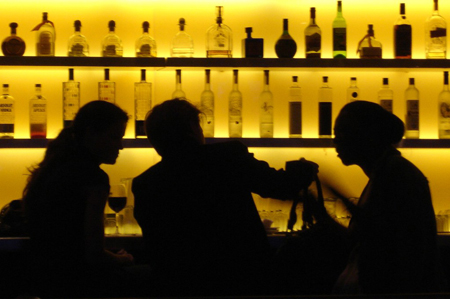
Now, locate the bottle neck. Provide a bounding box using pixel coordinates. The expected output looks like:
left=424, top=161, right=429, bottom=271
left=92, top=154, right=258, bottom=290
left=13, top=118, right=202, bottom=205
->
left=2, top=86, right=9, bottom=95
left=35, top=86, right=42, bottom=96
left=232, top=74, right=239, bottom=90
left=337, top=2, right=343, bottom=17
left=282, top=19, right=289, bottom=34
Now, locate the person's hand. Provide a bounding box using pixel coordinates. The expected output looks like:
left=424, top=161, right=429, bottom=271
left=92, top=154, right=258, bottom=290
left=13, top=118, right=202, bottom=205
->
left=285, top=158, right=319, bottom=188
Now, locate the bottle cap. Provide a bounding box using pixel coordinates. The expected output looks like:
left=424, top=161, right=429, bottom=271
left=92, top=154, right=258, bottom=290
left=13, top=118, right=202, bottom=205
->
left=108, top=20, right=115, bottom=30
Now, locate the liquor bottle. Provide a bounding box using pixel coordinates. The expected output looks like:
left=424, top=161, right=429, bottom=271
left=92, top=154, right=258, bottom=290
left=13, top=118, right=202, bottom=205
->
left=332, top=1, right=347, bottom=59
left=0, top=84, right=15, bottom=139
left=394, top=3, right=412, bottom=59
left=305, top=7, right=321, bottom=58
left=229, top=69, right=242, bottom=138
left=200, top=69, right=215, bottom=137
left=439, top=71, right=450, bottom=138
left=102, top=20, right=123, bottom=57
left=62, top=68, right=80, bottom=128
left=405, top=78, right=420, bottom=139
left=275, top=19, right=297, bottom=58
left=171, top=18, right=194, bottom=58
left=135, top=69, right=152, bottom=138
left=347, top=77, right=360, bottom=102
left=378, top=78, right=394, bottom=113
left=30, top=84, right=47, bottom=139
left=289, top=76, right=302, bottom=138
left=206, top=6, right=232, bottom=58
left=358, top=24, right=382, bottom=59
left=318, top=76, right=333, bottom=138
left=136, top=21, right=157, bottom=57
left=98, top=69, right=115, bottom=103
left=425, top=0, right=447, bottom=59
left=259, top=70, right=274, bottom=138
left=172, top=69, right=186, bottom=99
left=2, top=23, right=26, bottom=56
left=242, top=27, right=263, bottom=58
left=33, top=12, right=55, bottom=57
left=68, top=20, right=89, bottom=57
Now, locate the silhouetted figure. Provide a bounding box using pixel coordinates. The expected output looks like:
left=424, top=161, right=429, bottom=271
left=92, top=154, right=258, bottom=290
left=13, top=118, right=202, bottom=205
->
left=132, top=98, right=318, bottom=296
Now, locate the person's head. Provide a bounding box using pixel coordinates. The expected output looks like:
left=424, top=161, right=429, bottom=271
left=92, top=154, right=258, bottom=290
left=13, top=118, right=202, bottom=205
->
left=145, top=98, right=204, bottom=157
left=334, top=101, right=404, bottom=166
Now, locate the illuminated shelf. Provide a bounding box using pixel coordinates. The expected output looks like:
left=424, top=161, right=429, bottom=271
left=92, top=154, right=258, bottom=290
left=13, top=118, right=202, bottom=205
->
left=0, top=56, right=166, bottom=67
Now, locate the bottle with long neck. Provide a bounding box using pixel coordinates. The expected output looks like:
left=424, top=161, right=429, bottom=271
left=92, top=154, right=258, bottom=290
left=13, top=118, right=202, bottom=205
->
left=68, top=20, right=89, bottom=57
left=318, top=76, right=333, bottom=138
left=172, top=69, right=186, bottom=99
left=347, top=77, right=360, bottom=102
left=98, top=68, right=115, bottom=103
left=378, top=78, right=394, bottom=113
left=171, top=18, right=194, bottom=58
left=102, top=20, right=123, bottom=57
left=2, top=22, right=26, bottom=56
left=63, top=68, right=80, bottom=128
left=289, top=76, right=302, bottom=138
left=206, top=6, right=232, bottom=58
left=30, top=84, right=47, bottom=139
left=439, top=71, right=450, bottom=138
left=135, top=69, right=152, bottom=138
left=200, top=69, right=215, bottom=137
left=405, top=78, right=420, bottom=139
left=0, top=84, right=15, bottom=139
left=136, top=21, right=157, bottom=57
left=332, top=1, right=346, bottom=59
left=426, top=0, right=447, bottom=59
left=259, top=70, right=274, bottom=138
left=305, top=7, right=321, bottom=58
left=358, top=24, right=382, bottom=59
left=275, top=19, right=297, bottom=58
left=34, top=12, right=55, bottom=56
left=229, top=69, right=242, bottom=138
left=394, top=3, right=412, bottom=59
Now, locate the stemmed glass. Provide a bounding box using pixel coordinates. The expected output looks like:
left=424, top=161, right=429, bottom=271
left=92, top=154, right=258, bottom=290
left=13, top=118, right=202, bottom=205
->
left=108, top=184, right=127, bottom=235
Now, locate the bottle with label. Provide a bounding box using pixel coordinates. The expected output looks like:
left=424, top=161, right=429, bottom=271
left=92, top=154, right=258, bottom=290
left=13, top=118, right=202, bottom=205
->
left=68, top=20, right=89, bottom=57
left=136, top=21, right=157, bottom=57
left=275, top=19, right=297, bottom=58
left=171, top=18, right=194, bottom=58
left=318, top=76, right=333, bottom=138
left=289, top=76, right=302, bottom=138
left=347, top=77, right=360, bottom=102
left=305, top=7, right=321, bottom=58
left=33, top=12, right=55, bottom=57
left=229, top=69, right=242, bottom=138
left=2, top=23, right=26, bottom=56
left=30, top=84, right=47, bottom=139
left=242, top=27, right=263, bottom=58
left=394, top=3, right=412, bottom=59
left=425, top=0, right=447, bottom=59
left=259, top=70, right=274, bottom=138
left=378, top=78, right=394, bottom=113
left=358, top=24, right=382, bottom=59
left=405, top=78, right=420, bottom=139
left=102, top=20, right=123, bottom=57
left=135, top=69, right=152, bottom=139
left=200, top=69, right=215, bottom=138
left=439, top=71, right=450, bottom=138
left=172, top=69, right=186, bottom=99
left=63, top=68, right=80, bottom=128
left=206, top=6, right=232, bottom=58
left=332, top=1, right=346, bottom=59
left=0, top=84, right=15, bottom=139
left=98, top=69, right=115, bottom=103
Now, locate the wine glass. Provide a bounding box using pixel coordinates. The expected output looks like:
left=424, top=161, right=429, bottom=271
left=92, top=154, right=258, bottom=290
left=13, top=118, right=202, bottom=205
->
left=108, top=184, right=127, bottom=235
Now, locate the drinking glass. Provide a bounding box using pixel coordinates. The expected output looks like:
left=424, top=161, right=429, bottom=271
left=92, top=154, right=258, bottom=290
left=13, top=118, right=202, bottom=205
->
left=108, top=184, right=127, bottom=235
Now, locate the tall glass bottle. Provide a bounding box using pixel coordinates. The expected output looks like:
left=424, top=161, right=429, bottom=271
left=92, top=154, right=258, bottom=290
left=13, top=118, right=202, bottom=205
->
left=318, top=76, right=333, bottom=138
left=102, top=20, right=123, bottom=57
left=172, top=69, right=186, bottom=99
left=275, top=19, right=297, bottom=58
left=136, top=21, right=157, bottom=57
left=30, top=84, right=47, bottom=139
left=259, top=70, right=274, bottom=138
left=2, top=23, right=26, bottom=56
left=289, top=76, right=302, bottom=138
left=63, top=68, right=80, bottom=128
left=378, top=78, right=394, bottom=113
left=135, top=69, right=152, bottom=138
left=98, top=69, right=115, bottom=103
left=347, top=77, right=360, bottom=102
left=229, top=69, right=242, bottom=138
left=425, top=0, right=447, bottom=59
left=0, top=84, right=15, bottom=139
left=305, top=7, right=321, bottom=58
left=68, top=20, right=89, bottom=57
left=33, top=12, right=55, bottom=57
left=206, top=6, right=232, bottom=58
left=332, top=1, right=346, bottom=59
left=439, top=71, right=450, bottom=138
left=171, top=18, right=194, bottom=58
left=200, top=69, right=214, bottom=137
left=358, top=24, right=382, bottom=59
left=405, top=78, right=420, bottom=139
left=394, top=3, right=412, bottom=59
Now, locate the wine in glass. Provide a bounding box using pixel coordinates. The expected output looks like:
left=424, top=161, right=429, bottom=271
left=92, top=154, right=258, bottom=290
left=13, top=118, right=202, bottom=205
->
left=108, top=184, right=127, bottom=235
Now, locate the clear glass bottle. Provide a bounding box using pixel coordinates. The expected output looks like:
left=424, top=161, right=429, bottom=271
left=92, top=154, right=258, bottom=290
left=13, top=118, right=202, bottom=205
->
left=62, top=68, right=80, bottom=128
left=171, top=18, right=194, bottom=58
left=259, top=70, right=274, bottom=138
left=30, top=84, right=47, bottom=139
left=0, top=84, right=15, bottom=139
left=332, top=1, right=346, bottom=59
left=394, top=3, right=412, bottom=59
left=172, top=69, right=186, bottom=99
left=378, top=78, right=394, bottom=113
left=405, top=78, right=420, bottom=139
left=2, top=23, right=25, bottom=56
left=68, top=20, right=89, bottom=57
left=347, top=77, right=360, bottom=102
left=102, top=20, right=123, bottom=57
left=289, top=76, right=302, bottom=138
left=275, top=19, right=297, bottom=58
left=200, top=69, right=215, bottom=137
left=136, top=21, right=157, bottom=57
left=229, top=69, right=242, bottom=138
left=425, top=0, right=447, bottom=59
left=135, top=69, right=152, bottom=139
left=98, top=69, right=115, bottom=103
left=206, top=6, right=232, bottom=58
left=305, top=7, right=321, bottom=58
left=358, top=24, right=382, bottom=59
left=33, top=12, right=55, bottom=57
left=318, top=76, right=333, bottom=138
left=439, top=71, right=450, bottom=138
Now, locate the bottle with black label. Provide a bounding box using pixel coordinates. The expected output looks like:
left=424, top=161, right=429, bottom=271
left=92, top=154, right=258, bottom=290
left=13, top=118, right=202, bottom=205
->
left=318, top=76, right=332, bottom=138
left=394, top=3, right=412, bottom=59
